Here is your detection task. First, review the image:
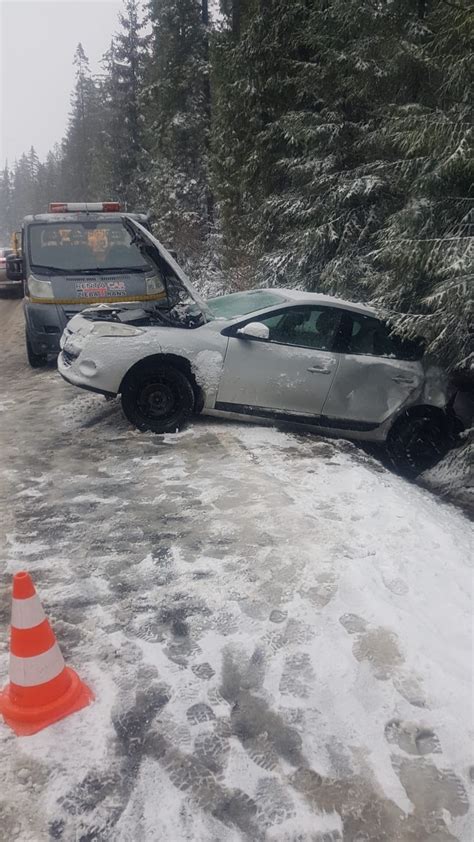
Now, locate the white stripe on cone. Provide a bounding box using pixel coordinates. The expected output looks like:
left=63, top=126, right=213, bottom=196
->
left=9, top=643, right=65, bottom=687
left=11, top=594, right=46, bottom=630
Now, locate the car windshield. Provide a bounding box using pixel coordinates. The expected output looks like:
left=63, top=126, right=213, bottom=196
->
left=28, top=221, right=151, bottom=274
left=207, top=290, right=287, bottom=318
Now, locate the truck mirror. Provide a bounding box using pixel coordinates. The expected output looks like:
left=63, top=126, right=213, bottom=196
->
left=11, top=231, right=21, bottom=254
left=6, top=254, right=24, bottom=282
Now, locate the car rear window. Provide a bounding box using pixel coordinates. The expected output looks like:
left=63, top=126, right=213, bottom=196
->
left=342, top=313, right=424, bottom=361
left=207, top=290, right=286, bottom=318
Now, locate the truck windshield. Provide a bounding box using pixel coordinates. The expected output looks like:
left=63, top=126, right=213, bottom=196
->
left=28, top=221, right=150, bottom=274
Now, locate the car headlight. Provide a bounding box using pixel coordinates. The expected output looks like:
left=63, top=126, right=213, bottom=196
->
left=146, top=274, right=165, bottom=295
left=89, top=322, right=145, bottom=337
left=28, top=276, right=53, bottom=299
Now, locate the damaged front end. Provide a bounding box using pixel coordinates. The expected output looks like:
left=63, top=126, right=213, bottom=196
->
left=79, top=215, right=212, bottom=331
left=80, top=299, right=206, bottom=330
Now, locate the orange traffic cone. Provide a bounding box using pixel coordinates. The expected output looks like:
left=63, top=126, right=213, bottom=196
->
left=0, top=571, right=94, bottom=736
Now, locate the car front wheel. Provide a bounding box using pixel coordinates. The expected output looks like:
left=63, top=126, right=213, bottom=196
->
left=120, top=363, right=195, bottom=433
left=386, top=411, right=449, bottom=477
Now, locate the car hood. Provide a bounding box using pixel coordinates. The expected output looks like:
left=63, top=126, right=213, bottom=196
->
left=122, top=216, right=212, bottom=322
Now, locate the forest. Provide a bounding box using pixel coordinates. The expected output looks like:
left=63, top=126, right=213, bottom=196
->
left=0, top=0, right=472, bottom=376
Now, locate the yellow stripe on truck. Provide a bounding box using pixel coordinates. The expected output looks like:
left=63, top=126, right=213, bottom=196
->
left=28, top=292, right=167, bottom=306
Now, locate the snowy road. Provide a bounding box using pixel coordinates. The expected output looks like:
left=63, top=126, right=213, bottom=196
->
left=0, top=299, right=472, bottom=842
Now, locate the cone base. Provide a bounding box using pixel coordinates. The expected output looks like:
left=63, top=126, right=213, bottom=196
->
left=0, top=667, right=94, bottom=736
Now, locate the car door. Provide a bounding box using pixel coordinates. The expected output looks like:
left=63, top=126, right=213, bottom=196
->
left=322, top=310, right=424, bottom=426
left=215, top=305, right=343, bottom=418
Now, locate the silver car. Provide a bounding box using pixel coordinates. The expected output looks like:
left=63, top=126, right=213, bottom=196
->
left=58, top=219, right=454, bottom=474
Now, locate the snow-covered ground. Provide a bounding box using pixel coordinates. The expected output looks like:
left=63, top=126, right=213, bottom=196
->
left=0, top=300, right=472, bottom=841
left=421, top=433, right=473, bottom=514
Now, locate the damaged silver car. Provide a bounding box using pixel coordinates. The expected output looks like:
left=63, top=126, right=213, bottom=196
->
left=58, top=217, right=459, bottom=474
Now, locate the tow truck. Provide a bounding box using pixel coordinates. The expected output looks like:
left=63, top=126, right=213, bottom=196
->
left=6, top=202, right=169, bottom=367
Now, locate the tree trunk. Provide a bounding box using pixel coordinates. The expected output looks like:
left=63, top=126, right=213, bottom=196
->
left=202, top=0, right=214, bottom=228
left=232, top=0, right=241, bottom=41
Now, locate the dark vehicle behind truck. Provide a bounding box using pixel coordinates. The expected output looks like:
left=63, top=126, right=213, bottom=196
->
left=6, top=202, right=167, bottom=367
left=0, top=246, right=22, bottom=296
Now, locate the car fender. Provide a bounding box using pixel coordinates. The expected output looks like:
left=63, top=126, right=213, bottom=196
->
left=117, top=331, right=228, bottom=407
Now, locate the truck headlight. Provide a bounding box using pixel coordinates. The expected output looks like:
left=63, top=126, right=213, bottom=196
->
left=146, top=275, right=165, bottom=295
left=90, top=322, right=145, bottom=337
left=28, top=276, right=53, bottom=299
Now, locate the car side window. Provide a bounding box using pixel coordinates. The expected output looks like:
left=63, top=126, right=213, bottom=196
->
left=340, top=313, right=424, bottom=360
left=257, top=306, right=342, bottom=351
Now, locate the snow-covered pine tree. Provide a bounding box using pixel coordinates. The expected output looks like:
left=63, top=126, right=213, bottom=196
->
left=0, top=165, right=13, bottom=242
left=211, top=0, right=411, bottom=291
left=250, top=1, right=431, bottom=296
left=213, top=0, right=472, bottom=378
left=143, top=0, right=213, bottom=263
left=10, top=151, right=42, bottom=225
left=61, top=44, right=103, bottom=200
left=373, top=0, right=473, bottom=374
left=101, top=0, right=149, bottom=207
left=210, top=0, right=267, bottom=284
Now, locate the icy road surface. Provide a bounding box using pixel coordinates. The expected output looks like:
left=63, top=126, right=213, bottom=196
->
left=0, top=298, right=472, bottom=842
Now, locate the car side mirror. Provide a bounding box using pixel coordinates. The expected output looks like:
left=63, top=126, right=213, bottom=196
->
left=6, top=254, right=24, bottom=282
left=237, top=322, right=270, bottom=340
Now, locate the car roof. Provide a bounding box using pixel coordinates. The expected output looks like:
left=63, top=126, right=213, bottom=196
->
left=248, top=287, right=377, bottom=317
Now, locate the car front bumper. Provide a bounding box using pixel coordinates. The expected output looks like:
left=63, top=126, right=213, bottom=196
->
left=57, top=350, right=117, bottom=397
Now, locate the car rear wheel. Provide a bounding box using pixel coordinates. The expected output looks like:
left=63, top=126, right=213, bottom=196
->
left=26, top=330, right=48, bottom=368
left=121, top=363, right=195, bottom=433
left=386, top=411, right=449, bottom=477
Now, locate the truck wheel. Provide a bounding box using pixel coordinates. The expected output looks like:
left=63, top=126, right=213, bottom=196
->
left=26, top=331, right=48, bottom=368
left=386, top=411, right=449, bottom=477
left=121, top=363, right=195, bottom=433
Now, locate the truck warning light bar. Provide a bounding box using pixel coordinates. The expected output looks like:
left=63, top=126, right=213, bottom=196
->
left=48, top=202, right=124, bottom=213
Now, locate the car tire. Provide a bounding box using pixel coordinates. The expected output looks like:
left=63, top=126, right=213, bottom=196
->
left=121, top=363, right=195, bottom=433
left=26, top=330, right=48, bottom=368
left=386, top=411, right=449, bottom=477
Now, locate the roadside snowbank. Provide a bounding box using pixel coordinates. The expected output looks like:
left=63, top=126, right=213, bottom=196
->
left=421, top=432, right=473, bottom=515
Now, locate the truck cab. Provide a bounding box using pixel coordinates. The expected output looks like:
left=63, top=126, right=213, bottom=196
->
left=7, top=202, right=167, bottom=367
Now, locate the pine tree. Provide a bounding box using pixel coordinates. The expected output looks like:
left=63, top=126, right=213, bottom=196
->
left=62, top=44, right=103, bottom=200
left=35, top=146, right=64, bottom=212
left=143, top=0, right=213, bottom=262
left=373, top=0, right=474, bottom=373
left=0, top=165, right=13, bottom=242
left=10, top=153, right=40, bottom=226
left=101, top=0, right=149, bottom=206
left=210, top=0, right=265, bottom=281
left=211, top=0, right=472, bottom=375
left=211, top=0, right=406, bottom=288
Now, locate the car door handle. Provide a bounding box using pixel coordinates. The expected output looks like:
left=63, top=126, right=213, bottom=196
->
left=391, top=375, right=417, bottom=385
left=307, top=365, right=332, bottom=374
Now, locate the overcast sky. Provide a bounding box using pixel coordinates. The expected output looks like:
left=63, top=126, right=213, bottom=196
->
left=0, top=0, right=122, bottom=166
